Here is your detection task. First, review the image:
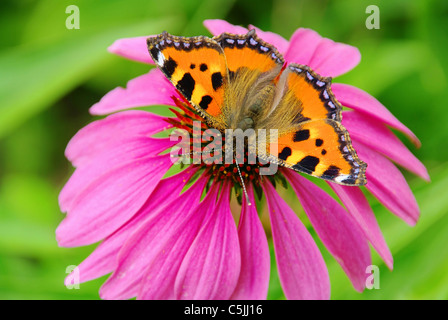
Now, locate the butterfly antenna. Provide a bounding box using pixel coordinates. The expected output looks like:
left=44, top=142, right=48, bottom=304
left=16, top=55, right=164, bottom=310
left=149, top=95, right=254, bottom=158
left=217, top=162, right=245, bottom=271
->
left=234, top=158, right=252, bottom=206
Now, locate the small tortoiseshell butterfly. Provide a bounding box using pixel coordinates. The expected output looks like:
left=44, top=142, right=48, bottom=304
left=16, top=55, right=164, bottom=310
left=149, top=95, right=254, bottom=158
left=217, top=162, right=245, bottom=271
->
left=147, top=29, right=367, bottom=186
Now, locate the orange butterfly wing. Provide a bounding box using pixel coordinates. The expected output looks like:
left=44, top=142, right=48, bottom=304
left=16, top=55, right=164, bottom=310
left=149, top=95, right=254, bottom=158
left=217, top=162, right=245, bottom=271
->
left=268, top=64, right=367, bottom=185
left=147, top=32, right=228, bottom=126
left=148, top=30, right=285, bottom=130
left=213, top=30, right=284, bottom=76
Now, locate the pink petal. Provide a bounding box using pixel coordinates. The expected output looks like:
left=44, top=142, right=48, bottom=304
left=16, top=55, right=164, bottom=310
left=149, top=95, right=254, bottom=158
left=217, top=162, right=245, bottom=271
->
left=263, top=180, right=330, bottom=300
left=138, top=180, right=219, bottom=300
left=65, top=241, right=116, bottom=287
left=230, top=184, right=270, bottom=300
left=99, top=174, right=209, bottom=300
left=285, top=28, right=360, bottom=77
left=175, top=183, right=241, bottom=300
left=89, top=69, right=179, bottom=115
left=66, top=168, right=199, bottom=285
left=333, top=83, right=421, bottom=147
left=343, top=111, right=429, bottom=181
left=284, top=28, right=322, bottom=67
left=59, top=137, right=175, bottom=212
left=203, top=19, right=248, bottom=36
left=330, top=184, right=393, bottom=270
left=65, top=110, right=172, bottom=167
left=108, top=36, right=154, bottom=64
left=56, top=154, right=173, bottom=247
left=354, top=141, right=420, bottom=226
left=284, top=171, right=371, bottom=292
left=308, top=37, right=361, bottom=77
left=248, top=25, right=289, bottom=54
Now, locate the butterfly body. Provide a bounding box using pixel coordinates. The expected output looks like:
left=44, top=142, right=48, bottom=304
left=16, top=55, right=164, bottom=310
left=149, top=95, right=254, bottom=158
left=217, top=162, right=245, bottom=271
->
left=147, top=29, right=367, bottom=186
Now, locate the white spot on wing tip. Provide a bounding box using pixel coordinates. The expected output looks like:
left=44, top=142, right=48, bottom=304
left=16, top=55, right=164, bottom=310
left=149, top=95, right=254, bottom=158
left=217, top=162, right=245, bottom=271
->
left=334, top=174, right=350, bottom=184
left=156, top=51, right=165, bottom=66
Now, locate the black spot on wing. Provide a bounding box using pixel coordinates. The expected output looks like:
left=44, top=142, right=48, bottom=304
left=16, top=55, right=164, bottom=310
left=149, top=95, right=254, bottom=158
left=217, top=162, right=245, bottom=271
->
left=200, top=63, right=208, bottom=72
left=293, top=129, right=310, bottom=142
left=323, top=165, right=340, bottom=178
left=211, top=72, right=223, bottom=91
left=315, top=139, right=323, bottom=147
left=341, top=177, right=357, bottom=185
left=163, top=57, right=177, bottom=77
left=199, top=95, right=213, bottom=110
left=176, top=73, right=195, bottom=101
left=149, top=47, right=160, bottom=61
left=293, top=156, right=320, bottom=173
left=278, top=147, right=292, bottom=161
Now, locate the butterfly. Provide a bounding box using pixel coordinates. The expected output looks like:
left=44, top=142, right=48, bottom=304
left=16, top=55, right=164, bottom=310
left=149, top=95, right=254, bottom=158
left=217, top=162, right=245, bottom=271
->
left=147, top=29, right=367, bottom=186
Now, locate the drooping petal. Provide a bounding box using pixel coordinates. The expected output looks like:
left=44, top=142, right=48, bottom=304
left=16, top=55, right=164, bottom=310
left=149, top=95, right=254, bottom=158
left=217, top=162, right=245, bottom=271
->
left=90, top=69, right=179, bottom=115
left=354, top=141, right=420, bottom=226
left=333, top=83, right=421, bottom=147
left=99, top=173, right=209, bottom=300
left=138, top=180, right=219, bottom=300
left=285, top=28, right=360, bottom=77
left=284, top=28, right=321, bottom=67
left=343, top=111, right=429, bottom=181
left=203, top=19, right=248, bottom=36
left=230, top=184, right=270, bottom=300
left=308, top=37, right=361, bottom=78
left=284, top=171, right=371, bottom=292
left=56, top=154, right=173, bottom=247
left=108, top=36, right=154, bottom=64
left=263, top=180, right=330, bottom=300
left=65, top=110, right=172, bottom=167
left=59, top=137, right=175, bottom=213
left=66, top=167, right=199, bottom=285
left=330, top=184, right=393, bottom=270
left=248, top=25, right=289, bottom=54
left=65, top=241, right=116, bottom=287
left=175, top=183, right=241, bottom=300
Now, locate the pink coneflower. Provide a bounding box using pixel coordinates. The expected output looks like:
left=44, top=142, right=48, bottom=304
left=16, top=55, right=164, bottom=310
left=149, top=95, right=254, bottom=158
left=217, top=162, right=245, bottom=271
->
left=58, top=19, right=429, bottom=300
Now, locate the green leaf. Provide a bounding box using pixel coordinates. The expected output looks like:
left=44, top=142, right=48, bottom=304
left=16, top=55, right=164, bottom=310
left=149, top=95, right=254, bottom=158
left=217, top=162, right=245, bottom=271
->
left=0, top=17, right=179, bottom=139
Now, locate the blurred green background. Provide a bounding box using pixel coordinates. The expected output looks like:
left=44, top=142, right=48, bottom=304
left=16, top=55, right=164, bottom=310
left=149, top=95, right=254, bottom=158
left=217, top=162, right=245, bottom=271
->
left=0, top=0, right=447, bottom=300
